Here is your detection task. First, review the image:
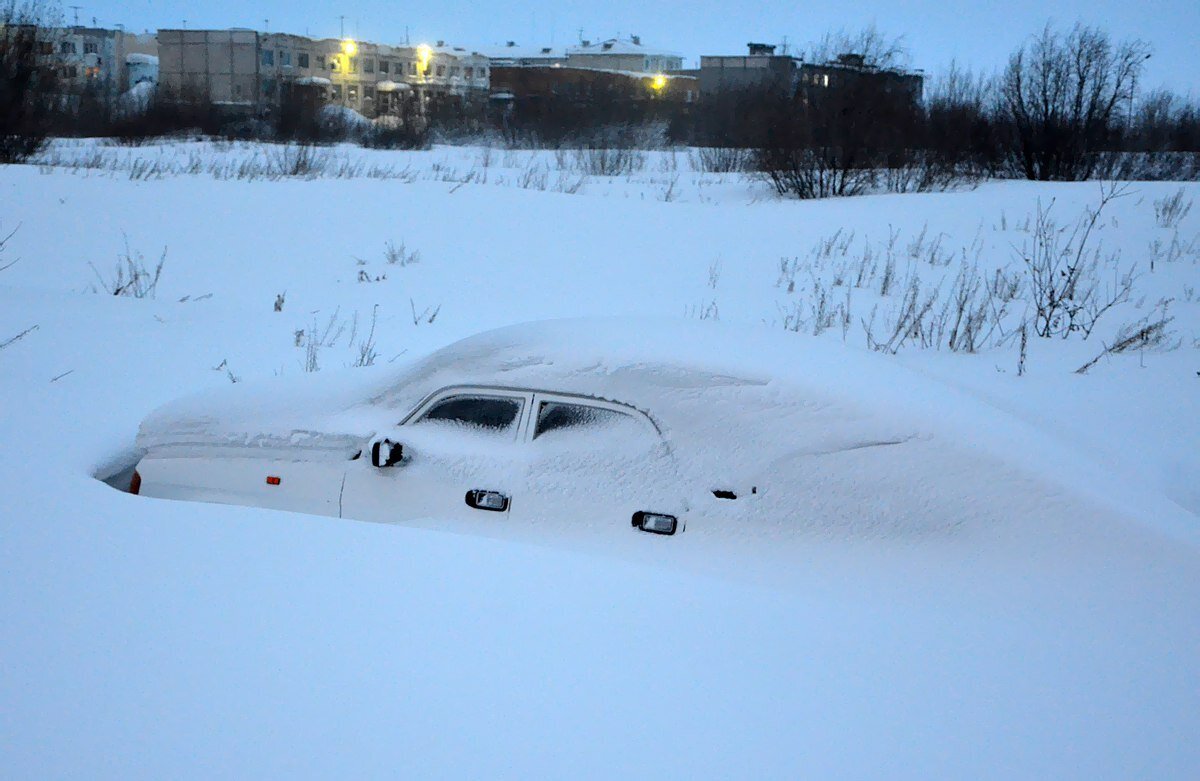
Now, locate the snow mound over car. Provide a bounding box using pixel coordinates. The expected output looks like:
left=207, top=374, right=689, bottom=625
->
left=137, top=318, right=1196, bottom=548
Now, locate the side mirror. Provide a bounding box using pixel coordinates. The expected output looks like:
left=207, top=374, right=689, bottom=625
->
left=370, top=438, right=404, bottom=468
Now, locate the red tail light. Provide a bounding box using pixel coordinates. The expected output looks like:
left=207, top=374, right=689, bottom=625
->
left=266, top=476, right=281, bottom=486
left=129, top=470, right=142, bottom=495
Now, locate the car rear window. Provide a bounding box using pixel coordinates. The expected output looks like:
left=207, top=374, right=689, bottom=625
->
left=534, top=401, right=630, bottom=439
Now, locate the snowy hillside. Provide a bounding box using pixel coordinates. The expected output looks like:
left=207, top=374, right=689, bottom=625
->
left=1, top=140, right=1198, bottom=779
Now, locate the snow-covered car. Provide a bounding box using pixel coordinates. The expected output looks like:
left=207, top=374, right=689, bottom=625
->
left=130, top=318, right=1064, bottom=543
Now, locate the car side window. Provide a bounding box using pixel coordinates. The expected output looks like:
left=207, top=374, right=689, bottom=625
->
left=534, top=401, right=629, bottom=439
left=417, top=395, right=522, bottom=433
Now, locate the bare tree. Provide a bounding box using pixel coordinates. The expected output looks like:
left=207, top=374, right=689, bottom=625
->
left=999, top=23, right=1151, bottom=180
left=805, top=24, right=910, bottom=70
left=0, top=1, right=64, bottom=163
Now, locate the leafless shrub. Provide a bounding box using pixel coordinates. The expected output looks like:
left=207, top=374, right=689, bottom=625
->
left=300, top=308, right=349, bottom=373
left=349, top=305, right=381, bottom=368
left=690, top=147, right=753, bottom=173
left=1075, top=306, right=1177, bottom=373
left=265, top=142, right=328, bottom=177
left=1154, top=188, right=1193, bottom=228
left=882, top=152, right=980, bottom=194
left=516, top=161, right=549, bottom=190
left=686, top=300, right=720, bottom=320
left=89, top=237, right=166, bottom=298
left=657, top=175, right=680, bottom=202
left=1016, top=186, right=1135, bottom=339
left=862, top=274, right=941, bottom=353
left=0, top=323, right=38, bottom=351
left=572, top=146, right=646, bottom=176
left=0, top=222, right=17, bottom=272
left=409, top=298, right=440, bottom=326
left=553, top=173, right=586, bottom=194
left=1149, top=231, right=1199, bottom=270
left=384, top=240, right=420, bottom=266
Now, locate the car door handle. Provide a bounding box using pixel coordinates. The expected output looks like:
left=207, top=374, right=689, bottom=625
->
left=465, top=489, right=509, bottom=512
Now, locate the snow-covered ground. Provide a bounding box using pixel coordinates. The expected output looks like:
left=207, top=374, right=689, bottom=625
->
left=1, top=140, right=1198, bottom=778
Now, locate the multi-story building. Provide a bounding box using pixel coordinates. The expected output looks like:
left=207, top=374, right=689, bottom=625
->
left=699, top=43, right=802, bottom=95
left=157, top=29, right=489, bottom=118
left=565, top=36, right=683, bottom=74
left=482, top=36, right=690, bottom=107
left=15, top=25, right=158, bottom=95
left=482, top=42, right=567, bottom=68
left=700, top=43, right=923, bottom=102
left=483, top=36, right=683, bottom=76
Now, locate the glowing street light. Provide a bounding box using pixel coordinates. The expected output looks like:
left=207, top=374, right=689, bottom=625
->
left=650, top=73, right=667, bottom=92
left=341, top=38, right=358, bottom=56
left=416, top=43, right=433, bottom=76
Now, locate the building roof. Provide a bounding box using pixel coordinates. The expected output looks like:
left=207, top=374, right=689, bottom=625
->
left=567, top=37, right=681, bottom=58
left=479, top=43, right=567, bottom=61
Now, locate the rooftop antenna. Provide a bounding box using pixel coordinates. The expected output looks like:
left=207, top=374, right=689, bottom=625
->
left=781, top=35, right=789, bottom=55
left=338, top=15, right=346, bottom=39
left=68, top=5, right=81, bottom=25
left=182, top=19, right=187, bottom=30
left=264, top=19, right=269, bottom=33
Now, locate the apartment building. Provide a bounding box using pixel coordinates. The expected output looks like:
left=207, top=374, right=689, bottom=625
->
left=565, top=36, right=683, bottom=74
left=157, top=29, right=489, bottom=117
left=700, top=43, right=923, bottom=101
left=4, top=25, right=158, bottom=94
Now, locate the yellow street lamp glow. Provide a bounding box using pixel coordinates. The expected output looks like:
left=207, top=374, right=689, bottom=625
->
left=416, top=43, right=433, bottom=74
left=651, top=74, right=667, bottom=91
left=341, top=38, right=358, bottom=56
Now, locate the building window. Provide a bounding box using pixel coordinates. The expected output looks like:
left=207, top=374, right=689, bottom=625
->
left=331, top=84, right=342, bottom=100
left=83, top=42, right=98, bottom=54
left=478, top=67, right=487, bottom=80
left=280, top=51, right=291, bottom=67
left=364, top=58, right=374, bottom=73
left=60, top=41, right=75, bottom=54
left=407, top=61, right=416, bottom=75
left=435, top=64, right=444, bottom=77
left=363, top=87, right=375, bottom=104
left=348, top=84, right=358, bottom=103
left=379, top=60, right=389, bottom=74
left=348, top=57, right=358, bottom=73
left=330, top=57, right=339, bottom=72
left=464, top=67, right=473, bottom=79
left=316, top=54, right=325, bottom=69
left=261, top=50, right=274, bottom=66
left=63, top=64, right=78, bottom=78
left=298, top=52, right=309, bottom=68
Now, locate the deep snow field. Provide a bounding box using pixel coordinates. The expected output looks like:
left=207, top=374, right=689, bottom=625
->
left=1, top=139, right=1199, bottom=779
